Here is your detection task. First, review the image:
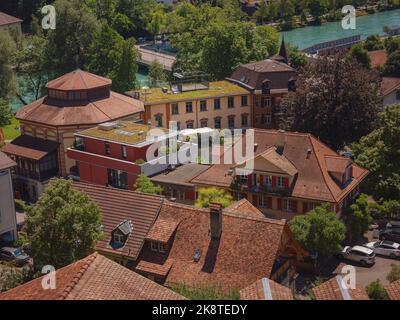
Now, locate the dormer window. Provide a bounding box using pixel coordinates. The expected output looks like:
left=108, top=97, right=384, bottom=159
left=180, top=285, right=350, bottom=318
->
left=110, top=220, right=133, bottom=249
left=150, top=241, right=167, bottom=253
left=113, top=232, right=124, bottom=245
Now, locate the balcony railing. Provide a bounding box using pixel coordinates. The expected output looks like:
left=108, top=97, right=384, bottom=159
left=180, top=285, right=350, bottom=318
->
left=237, top=183, right=290, bottom=196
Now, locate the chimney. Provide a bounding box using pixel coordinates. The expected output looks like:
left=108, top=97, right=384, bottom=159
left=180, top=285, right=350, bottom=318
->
left=306, top=148, right=312, bottom=159
left=209, top=202, right=222, bottom=240
left=276, top=129, right=286, bottom=155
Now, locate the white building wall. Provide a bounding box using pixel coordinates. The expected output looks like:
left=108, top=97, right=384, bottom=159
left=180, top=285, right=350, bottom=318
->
left=0, top=168, right=17, bottom=240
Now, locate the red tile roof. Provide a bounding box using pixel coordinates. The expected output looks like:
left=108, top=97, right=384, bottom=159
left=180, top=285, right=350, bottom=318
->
left=192, top=129, right=368, bottom=203
left=312, top=276, right=369, bottom=300
left=225, top=198, right=265, bottom=219
left=381, top=76, right=400, bottom=96
left=2, top=135, right=59, bottom=161
left=240, top=278, right=293, bottom=300
left=0, top=253, right=185, bottom=300
left=136, top=201, right=303, bottom=292
left=46, top=69, right=111, bottom=91
left=368, top=49, right=388, bottom=69
left=146, top=218, right=180, bottom=243
left=0, top=151, right=16, bottom=170
left=72, top=182, right=164, bottom=260
left=385, top=280, right=400, bottom=300
left=135, top=259, right=175, bottom=278
left=0, top=12, right=22, bottom=26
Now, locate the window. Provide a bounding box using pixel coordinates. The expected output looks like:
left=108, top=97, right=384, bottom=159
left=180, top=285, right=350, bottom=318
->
left=308, top=202, right=318, bottom=211
left=228, top=116, right=235, bottom=129
left=214, top=98, right=221, bottom=110
left=277, top=176, right=284, bottom=188
left=176, top=122, right=181, bottom=131
left=228, top=97, right=234, bottom=108
left=241, top=95, right=248, bottom=106
left=200, top=100, right=207, bottom=112
left=151, top=241, right=166, bottom=253
left=105, top=142, right=110, bottom=155
left=186, top=121, right=194, bottom=129
left=121, top=145, right=127, bottom=159
left=186, top=101, right=193, bottom=113
left=214, top=117, right=221, bottom=129
left=171, top=103, right=179, bottom=115
left=114, top=233, right=124, bottom=244
left=241, top=114, right=248, bottom=127
left=254, top=96, right=259, bottom=107
left=258, top=195, right=267, bottom=208
left=283, top=199, right=292, bottom=212
left=200, top=119, right=208, bottom=128
left=239, top=175, right=248, bottom=184
left=107, top=169, right=128, bottom=189
left=264, top=175, right=272, bottom=186
left=265, top=114, right=272, bottom=125
left=264, top=98, right=271, bottom=108
left=155, top=114, right=163, bottom=127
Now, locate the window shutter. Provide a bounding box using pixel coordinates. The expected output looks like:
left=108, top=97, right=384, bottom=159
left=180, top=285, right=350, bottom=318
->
left=292, top=200, right=297, bottom=213
left=247, top=174, right=252, bottom=188
left=277, top=198, right=282, bottom=210
left=284, top=177, right=289, bottom=188
left=260, top=175, right=264, bottom=186
left=267, top=197, right=272, bottom=209
left=303, top=202, right=308, bottom=213
left=272, top=176, right=277, bottom=187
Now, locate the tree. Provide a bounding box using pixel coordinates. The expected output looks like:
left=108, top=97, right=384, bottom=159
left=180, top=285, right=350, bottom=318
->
left=288, top=45, right=308, bottom=70
left=147, top=7, right=165, bottom=44
left=364, top=34, right=384, bottom=51
left=134, top=174, right=163, bottom=194
left=366, top=280, right=389, bottom=300
left=347, top=44, right=371, bottom=69
left=147, top=61, right=166, bottom=88
left=353, top=104, right=400, bottom=201
left=280, top=53, right=382, bottom=151
left=0, top=30, right=16, bottom=101
left=289, top=204, right=346, bottom=260
left=347, top=194, right=373, bottom=242
left=384, top=36, right=400, bottom=55
left=308, top=0, right=328, bottom=17
left=384, top=50, right=400, bottom=77
left=0, top=100, right=13, bottom=128
left=26, top=178, right=103, bottom=269
left=46, top=0, right=100, bottom=75
left=387, top=264, right=400, bottom=283
left=195, top=187, right=233, bottom=208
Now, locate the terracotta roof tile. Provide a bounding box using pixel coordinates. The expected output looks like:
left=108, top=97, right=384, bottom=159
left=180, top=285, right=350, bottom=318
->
left=381, top=76, right=400, bottom=96
left=2, top=135, right=59, bottom=160
left=386, top=280, right=400, bottom=300
left=240, top=278, right=293, bottom=300
left=0, top=253, right=185, bottom=300
left=135, top=259, right=175, bottom=278
left=0, top=12, right=22, bottom=26
left=135, top=201, right=299, bottom=292
left=0, top=151, right=16, bottom=170
left=192, top=129, right=368, bottom=203
left=368, top=50, right=388, bottom=69
left=72, top=182, right=164, bottom=260
left=146, top=218, right=180, bottom=243
left=312, top=276, right=369, bottom=300
left=46, top=69, right=111, bottom=91
left=225, top=199, right=265, bottom=219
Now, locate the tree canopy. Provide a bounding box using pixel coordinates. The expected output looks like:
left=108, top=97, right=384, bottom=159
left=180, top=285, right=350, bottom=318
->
left=26, top=178, right=103, bottom=269
left=289, top=204, right=346, bottom=259
left=347, top=194, right=373, bottom=242
left=134, top=174, right=163, bottom=194
left=280, top=53, right=382, bottom=151
left=353, top=104, right=400, bottom=202
left=195, top=187, right=233, bottom=208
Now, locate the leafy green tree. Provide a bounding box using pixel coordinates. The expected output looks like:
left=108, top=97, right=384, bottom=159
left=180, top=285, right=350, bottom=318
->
left=147, top=7, right=165, bottom=44
left=0, top=30, right=16, bottom=101
left=289, top=204, right=346, bottom=260
left=384, top=37, right=400, bottom=54
left=387, top=264, right=400, bottom=283
left=117, top=0, right=158, bottom=34
left=112, top=12, right=134, bottom=38
left=288, top=45, right=308, bottom=70
left=353, top=104, right=400, bottom=201
left=46, top=0, right=100, bottom=75
left=308, top=0, right=328, bottom=17
left=26, top=178, right=103, bottom=269
left=134, top=174, right=163, bottom=194
left=347, top=194, right=373, bottom=242
left=363, top=34, right=384, bottom=51
left=0, top=100, right=13, bottom=128
left=195, top=187, right=233, bottom=208
left=254, top=1, right=271, bottom=24
left=366, top=280, right=389, bottom=300
left=384, top=50, right=400, bottom=77
left=280, top=53, right=381, bottom=151
left=380, top=200, right=400, bottom=219
left=347, top=43, right=371, bottom=69
left=147, top=61, right=166, bottom=88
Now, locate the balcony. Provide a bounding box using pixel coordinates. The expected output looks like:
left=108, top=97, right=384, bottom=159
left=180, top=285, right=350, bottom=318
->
left=237, top=183, right=290, bottom=197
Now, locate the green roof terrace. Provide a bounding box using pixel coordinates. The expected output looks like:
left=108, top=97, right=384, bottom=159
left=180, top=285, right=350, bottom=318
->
left=129, top=80, right=250, bottom=105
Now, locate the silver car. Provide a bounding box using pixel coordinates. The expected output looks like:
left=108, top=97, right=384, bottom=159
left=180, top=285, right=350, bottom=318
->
left=338, top=245, right=376, bottom=266
left=365, top=241, right=400, bottom=259
left=0, top=247, right=30, bottom=266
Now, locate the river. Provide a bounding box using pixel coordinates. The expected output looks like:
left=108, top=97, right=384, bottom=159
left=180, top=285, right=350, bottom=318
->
left=11, top=9, right=400, bottom=112
left=282, top=9, right=400, bottom=49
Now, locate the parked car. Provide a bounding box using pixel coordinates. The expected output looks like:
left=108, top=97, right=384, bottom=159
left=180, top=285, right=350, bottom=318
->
left=364, top=241, right=400, bottom=259
left=379, top=228, right=400, bottom=242
left=0, top=247, right=30, bottom=266
left=387, top=219, right=400, bottom=228
left=337, top=245, right=375, bottom=266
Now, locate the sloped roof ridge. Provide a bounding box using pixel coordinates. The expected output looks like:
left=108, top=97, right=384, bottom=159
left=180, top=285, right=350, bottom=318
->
left=59, top=252, right=98, bottom=300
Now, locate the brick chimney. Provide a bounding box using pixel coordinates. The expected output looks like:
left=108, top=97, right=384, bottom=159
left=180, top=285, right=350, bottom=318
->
left=209, top=202, right=222, bottom=240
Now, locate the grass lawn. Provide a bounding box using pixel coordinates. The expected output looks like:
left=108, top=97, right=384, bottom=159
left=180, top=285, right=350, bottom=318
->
left=1, top=116, right=20, bottom=141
